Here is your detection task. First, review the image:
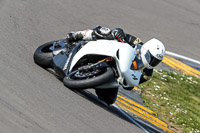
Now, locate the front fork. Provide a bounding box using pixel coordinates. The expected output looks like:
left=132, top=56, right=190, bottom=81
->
left=78, top=57, right=114, bottom=72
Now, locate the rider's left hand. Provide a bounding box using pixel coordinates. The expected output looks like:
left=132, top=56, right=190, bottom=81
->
left=66, top=33, right=75, bottom=43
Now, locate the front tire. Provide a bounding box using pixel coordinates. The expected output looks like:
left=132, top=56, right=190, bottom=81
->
left=33, top=41, right=55, bottom=68
left=63, top=67, right=115, bottom=90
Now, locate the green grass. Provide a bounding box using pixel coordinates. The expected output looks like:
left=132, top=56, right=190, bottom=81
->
left=139, top=70, right=200, bottom=133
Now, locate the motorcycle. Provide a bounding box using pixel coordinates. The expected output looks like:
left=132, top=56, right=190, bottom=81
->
left=33, top=39, right=143, bottom=105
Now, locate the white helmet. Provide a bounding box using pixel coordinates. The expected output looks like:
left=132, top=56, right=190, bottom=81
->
left=132, top=38, right=165, bottom=70
left=141, top=38, right=165, bottom=68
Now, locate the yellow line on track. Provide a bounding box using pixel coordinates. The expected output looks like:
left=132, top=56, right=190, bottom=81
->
left=116, top=101, right=175, bottom=133
left=162, top=56, right=200, bottom=77
left=117, top=96, right=168, bottom=128
left=117, top=95, right=157, bottom=115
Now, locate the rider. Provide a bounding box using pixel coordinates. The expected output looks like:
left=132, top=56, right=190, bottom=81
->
left=66, top=25, right=165, bottom=85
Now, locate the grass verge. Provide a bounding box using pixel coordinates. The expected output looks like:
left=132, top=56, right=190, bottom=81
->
left=139, top=70, right=200, bottom=133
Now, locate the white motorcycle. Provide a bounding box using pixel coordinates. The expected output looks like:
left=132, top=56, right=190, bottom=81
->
left=34, top=39, right=144, bottom=104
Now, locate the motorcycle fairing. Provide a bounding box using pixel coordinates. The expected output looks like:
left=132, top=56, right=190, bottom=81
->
left=70, top=40, right=142, bottom=87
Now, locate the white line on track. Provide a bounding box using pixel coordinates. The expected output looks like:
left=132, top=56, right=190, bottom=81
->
left=166, top=51, right=200, bottom=65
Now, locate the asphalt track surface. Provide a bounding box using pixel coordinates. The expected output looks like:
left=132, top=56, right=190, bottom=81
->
left=0, top=0, right=200, bottom=133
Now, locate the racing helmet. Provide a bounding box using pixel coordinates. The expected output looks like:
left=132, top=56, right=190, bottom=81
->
left=132, top=38, right=165, bottom=70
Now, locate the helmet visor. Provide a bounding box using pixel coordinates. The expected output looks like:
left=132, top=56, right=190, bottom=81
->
left=149, top=51, right=162, bottom=67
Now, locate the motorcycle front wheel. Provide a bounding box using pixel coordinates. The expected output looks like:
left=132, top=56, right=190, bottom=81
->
left=33, top=39, right=66, bottom=68
left=33, top=41, right=56, bottom=68
left=63, top=67, right=114, bottom=90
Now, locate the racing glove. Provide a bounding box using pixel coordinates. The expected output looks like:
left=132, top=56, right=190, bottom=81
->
left=66, top=29, right=95, bottom=43
left=66, top=32, right=84, bottom=43
left=66, top=33, right=75, bottom=43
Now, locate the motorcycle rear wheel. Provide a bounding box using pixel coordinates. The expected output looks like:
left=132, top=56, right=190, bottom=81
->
left=63, top=67, right=114, bottom=90
left=95, top=88, right=118, bottom=105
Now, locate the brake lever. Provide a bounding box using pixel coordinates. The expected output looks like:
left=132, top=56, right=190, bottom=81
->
left=49, top=41, right=56, bottom=51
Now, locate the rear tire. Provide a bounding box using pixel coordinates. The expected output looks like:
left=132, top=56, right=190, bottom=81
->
left=63, top=67, right=114, bottom=90
left=95, top=88, right=118, bottom=105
